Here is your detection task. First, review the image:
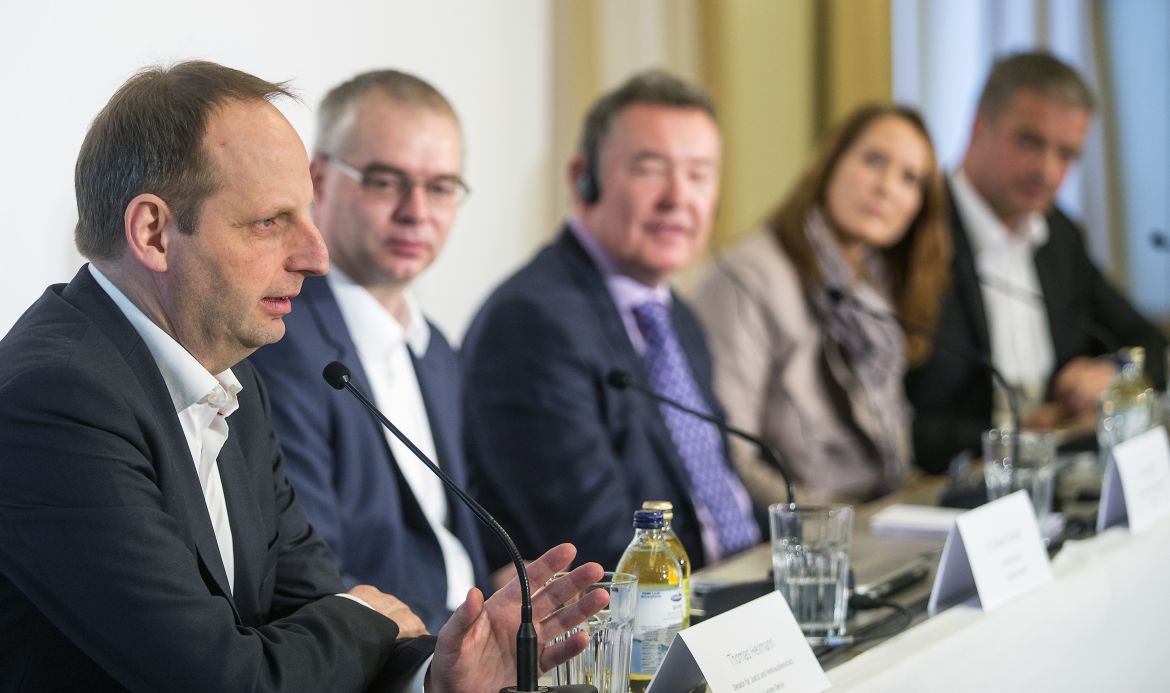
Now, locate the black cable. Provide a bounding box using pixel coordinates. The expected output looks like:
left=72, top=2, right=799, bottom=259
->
left=809, top=595, right=914, bottom=648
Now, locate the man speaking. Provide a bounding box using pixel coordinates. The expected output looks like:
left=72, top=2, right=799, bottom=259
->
left=0, top=60, right=602, bottom=692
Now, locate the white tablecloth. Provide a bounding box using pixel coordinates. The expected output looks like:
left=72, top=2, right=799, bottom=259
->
left=828, top=516, right=1170, bottom=692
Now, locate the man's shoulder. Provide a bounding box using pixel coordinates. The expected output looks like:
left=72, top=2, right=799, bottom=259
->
left=1044, top=205, right=1086, bottom=241
left=471, top=233, right=597, bottom=325
left=493, top=237, right=586, bottom=297
left=422, top=318, right=456, bottom=358
left=0, top=281, right=122, bottom=385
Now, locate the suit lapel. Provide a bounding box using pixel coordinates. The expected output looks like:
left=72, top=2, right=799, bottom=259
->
left=554, top=230, right=647, bottom=375
left=410, top=346, right=462, bottom=499
left=216, top=420, right=264, bottom=619
left=64, top=268, right=239, bottom=616
left=948, top=189, right=992, bottom=355
left=306, top=276, right=434, bottom=531
left=552, top=230, right=697, bottom=496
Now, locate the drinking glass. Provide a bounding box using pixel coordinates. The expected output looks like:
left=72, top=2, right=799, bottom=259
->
left=983, top=429, right=1056, bottom=531
left=769, top=504, right=852, bottom=641
left=544, top=571, right=637, bottom=693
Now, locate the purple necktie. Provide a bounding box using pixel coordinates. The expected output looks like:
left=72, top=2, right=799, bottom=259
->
left=633, top=301, right=760, bottom=557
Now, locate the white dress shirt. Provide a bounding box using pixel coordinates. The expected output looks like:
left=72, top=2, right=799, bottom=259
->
left=327, top=268, right=475, bottom=612
left=89, top=265, right=239, bottom=592
left=91, top=265, right=431, bottom=691
left=951, top=170, right=1056, bottom=424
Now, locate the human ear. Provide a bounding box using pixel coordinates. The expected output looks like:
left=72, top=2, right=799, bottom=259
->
left=123, top=194, right=173, bottom=273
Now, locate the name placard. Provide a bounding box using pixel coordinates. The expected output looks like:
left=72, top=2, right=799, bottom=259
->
left=647, top=592, right=829, bottom=693
left=928, top=490, right=1053, bottom=614
left=1098, top=425, right=1170, bottom=533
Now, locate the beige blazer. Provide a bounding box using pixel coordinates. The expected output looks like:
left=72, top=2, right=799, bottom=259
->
left=690, top=229, right=910, bottom=506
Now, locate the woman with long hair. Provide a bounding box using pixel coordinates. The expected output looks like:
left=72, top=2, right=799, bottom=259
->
left=692, top=103, right=950, bottom=504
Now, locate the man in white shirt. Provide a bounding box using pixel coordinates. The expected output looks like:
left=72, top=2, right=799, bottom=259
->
left=250, top=70, right=488, bottom=634
left=0, top=60, right=603, bottom=692
left=906, top=51, right=1168, bottom=472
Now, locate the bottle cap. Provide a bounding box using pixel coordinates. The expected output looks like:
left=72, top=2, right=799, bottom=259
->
left=633, top=509, right=665, bottom=529
left=642, top=500, right=674, bottom=522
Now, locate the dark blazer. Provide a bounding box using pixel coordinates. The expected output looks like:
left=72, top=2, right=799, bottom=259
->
left=461, top=227, right=750, bottom=572
left=906, top=190, right=1169, bottom=473
left=248, top=275, right=489, bottom=634
left=0, top=267, right=433, bottom=692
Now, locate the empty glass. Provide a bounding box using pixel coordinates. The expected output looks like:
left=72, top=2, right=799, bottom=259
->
left=983, top=429, right=1056, bottom=530
left=544, top=571, right=637, bottom=693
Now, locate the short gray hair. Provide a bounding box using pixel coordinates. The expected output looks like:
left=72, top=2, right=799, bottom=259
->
left=977, top=51, right=1095, bottom=119
left=315, top=69, right=459, bottom=156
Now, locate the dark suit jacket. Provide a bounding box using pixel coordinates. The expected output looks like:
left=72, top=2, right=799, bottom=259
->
left=0, top=267, right=433, bottom=692
left=906, top=191, right=1169, bottom=473
left=461, top=227, right=750, bottom=572
left=248, top=274, right=489, bottom=634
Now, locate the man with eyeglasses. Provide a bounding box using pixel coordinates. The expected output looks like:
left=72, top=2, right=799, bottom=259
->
left=461, top=70, right=762, bottom=572
left=249, top=69, right=487, bottom=634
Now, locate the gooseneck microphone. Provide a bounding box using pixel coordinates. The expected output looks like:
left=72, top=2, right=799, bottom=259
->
left=973, top=271, right=1120, bottom=353
left=322, top=362, right=593, bottom=693
left=825, top=288, right=1022, bottom=462
left=605, top=369, right=797, bottom=510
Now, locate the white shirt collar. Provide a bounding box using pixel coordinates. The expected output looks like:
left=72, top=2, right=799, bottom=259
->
left=88, top=264, right=241, bottom=415
left=326, top=267, right=431, bottom=359
left=951, top=169, right=1049, bottom=255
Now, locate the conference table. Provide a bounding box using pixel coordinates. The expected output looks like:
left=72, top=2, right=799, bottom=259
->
left=691, top=475, right=1170, bottom=692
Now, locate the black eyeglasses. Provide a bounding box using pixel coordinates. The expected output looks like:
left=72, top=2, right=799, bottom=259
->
left=322, top=154, right=470, bottom=209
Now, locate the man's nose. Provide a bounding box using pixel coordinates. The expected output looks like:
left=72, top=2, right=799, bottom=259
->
left=290, top=219, right=329, bottom=276
left=393, top=182, right=430, bottom=222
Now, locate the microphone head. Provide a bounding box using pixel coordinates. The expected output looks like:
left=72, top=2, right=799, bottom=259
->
left=322, top=361, right=351, bottom=390
left=606, top=369, right=633, bottom=390
left=1151, top=229, right=1169, bottom=250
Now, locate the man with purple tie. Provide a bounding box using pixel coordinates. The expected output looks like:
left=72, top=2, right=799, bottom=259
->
left=461, top=70, right=761, bottom=572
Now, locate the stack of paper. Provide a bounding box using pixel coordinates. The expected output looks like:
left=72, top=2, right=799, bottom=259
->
left=870, top=504, right=963, bottom=538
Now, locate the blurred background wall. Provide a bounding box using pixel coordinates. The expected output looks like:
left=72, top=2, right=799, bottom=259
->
left=1, top=0, right=1165, bottom=341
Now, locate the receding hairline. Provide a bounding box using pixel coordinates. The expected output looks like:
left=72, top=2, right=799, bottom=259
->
left=314, top=71, right=461, bottom=157
left=324, top=90, right=463, bottom=161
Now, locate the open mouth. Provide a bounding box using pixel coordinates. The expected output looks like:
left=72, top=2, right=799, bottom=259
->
left=260, top=295, right=294, bottom=314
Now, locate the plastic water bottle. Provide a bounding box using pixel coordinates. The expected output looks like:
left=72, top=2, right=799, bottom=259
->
left=616, top=509, right=685, bottom=693
left=641, top=500, right=691, bottom=629
left=1097, top=346, right=1156, bottom=464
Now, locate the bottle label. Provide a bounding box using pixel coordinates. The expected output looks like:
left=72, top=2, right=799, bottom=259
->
left=631, top=586, right=685, bottom=677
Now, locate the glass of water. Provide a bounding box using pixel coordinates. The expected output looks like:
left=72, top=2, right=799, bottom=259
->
left=982, top=429, right=1056, bottom=531
left=768, top=504, right=852, bottom=642
left=543, top=571, right=637, bottom=693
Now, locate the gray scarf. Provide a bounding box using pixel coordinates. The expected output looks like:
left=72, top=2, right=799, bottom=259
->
left=804, top=209, right=910, bottom=493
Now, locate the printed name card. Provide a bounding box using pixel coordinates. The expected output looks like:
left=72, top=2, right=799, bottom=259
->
left=647, top=592, right=829, bottom=693
left=928, top=490, right=1053, bottom=614
left=1098, top=425, right=1170, bottom=533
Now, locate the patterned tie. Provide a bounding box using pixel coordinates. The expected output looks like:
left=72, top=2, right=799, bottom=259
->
left=632, top=301, right=761, bottom=557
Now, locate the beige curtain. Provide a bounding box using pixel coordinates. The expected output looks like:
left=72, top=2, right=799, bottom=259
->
left=701, top=0, right=892, bottom=248
left=550, top=0, right=893, bottom=254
